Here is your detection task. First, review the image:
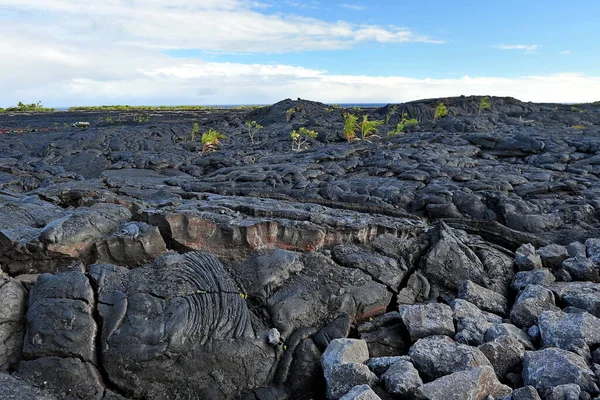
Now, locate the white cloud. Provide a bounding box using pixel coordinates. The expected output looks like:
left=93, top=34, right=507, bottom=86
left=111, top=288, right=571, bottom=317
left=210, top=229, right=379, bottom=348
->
left=340, top=3, right=366, bottom=11
left=0, top=0, right=439, bottom=53
left=3, top=51, right=599, bottom=106
left=496, top=44, right=539, bottom=51
left=0, top=1, right=597, bottom=107
left=560, top=50, right=571, bottom=55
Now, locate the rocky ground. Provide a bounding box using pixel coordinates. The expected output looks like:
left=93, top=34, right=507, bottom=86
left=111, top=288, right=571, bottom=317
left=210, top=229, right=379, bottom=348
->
left=0, top=96, right=599, bottom=399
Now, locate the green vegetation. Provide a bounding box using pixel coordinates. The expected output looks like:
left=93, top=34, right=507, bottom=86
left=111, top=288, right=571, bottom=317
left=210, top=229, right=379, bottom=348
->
left=1, top=101, right=56, bottom=112
left=201, top=129, right=226, bottom=153
left=67, top=105, right=263, bottom=111
left=191, top=123, right=200, bottom=141
left=244, top=120, right=263, bottom=144
left=63, top=123, right=69, bottom=129
left=360, top=115, right=384, bottom=139
left=285, top=108, right=296, bottom=122
left=385, top=105, right=399, bottom=124
left=105, top=116, right=114, bottom=124
left=479, top=96, right=491, bottom=114
left=388, top=113, right=419, bottom=136
left=290, top=127, right=318, bottom=151
left=570, top=106, right=584, bottom=113
left=343, top=113, right=359, bottom=141
left=434, top=103, right=449, bottom=120
left=134, top=114, right=150, bottom=124
left=53, top=122, right=60, bottom=132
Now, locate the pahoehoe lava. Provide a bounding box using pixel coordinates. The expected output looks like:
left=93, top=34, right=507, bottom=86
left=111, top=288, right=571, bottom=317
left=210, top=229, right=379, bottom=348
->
left=1, top=96, right=600, bottom=399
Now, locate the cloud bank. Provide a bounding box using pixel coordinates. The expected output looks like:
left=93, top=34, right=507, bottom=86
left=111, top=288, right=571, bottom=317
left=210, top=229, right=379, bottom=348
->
left=0, top=0, right=598, bottom=106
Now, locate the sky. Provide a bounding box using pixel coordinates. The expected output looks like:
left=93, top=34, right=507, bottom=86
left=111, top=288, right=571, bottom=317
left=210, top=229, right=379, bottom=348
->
left=1, top=0, right=599, bottom=107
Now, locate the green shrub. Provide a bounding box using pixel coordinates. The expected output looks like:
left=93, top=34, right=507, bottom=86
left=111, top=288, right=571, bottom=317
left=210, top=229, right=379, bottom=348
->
left=105, top=116, right=114, bottom=124
left=389, top=113, right=419, bottom=135
left=385, top=105, right=398, bottom=124
left=191, top=122, right=200, bottom=141
left=4, top=101, right=55, bottom=112
left=291, top=127, right=318, bottom=151
left=570, top=106, right=584, bottom=113
left=343, top=113, right=359, bottom=141
left=360, top=115, right=384, bottom=138
left=135, top=114, right=149, bottom=124
left=479, top=96, right=491, bottom=114
left=244, top=120, right=263, bottom=144
left=201, top=129, right=226, bottom=153
left=434, top=103, right=449, bottom=120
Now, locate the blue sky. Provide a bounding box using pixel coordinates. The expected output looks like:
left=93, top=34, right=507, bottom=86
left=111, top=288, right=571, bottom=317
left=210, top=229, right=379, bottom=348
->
left=0, top=0, right=599, bottom=106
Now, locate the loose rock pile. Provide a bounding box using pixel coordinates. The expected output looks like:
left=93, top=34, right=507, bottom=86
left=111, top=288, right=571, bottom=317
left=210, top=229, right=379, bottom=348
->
left=0, top=96, right=599, bottom=399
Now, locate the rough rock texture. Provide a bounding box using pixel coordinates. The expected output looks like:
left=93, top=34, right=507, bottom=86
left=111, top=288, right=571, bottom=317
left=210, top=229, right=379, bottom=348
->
left=522, top=348, right=599, bottom=393
left=414, top=366, right=512, bottom=400
left=452, top=299, right=503, bottom=346
left=484, top=323, right=534, bottom=350
left=510, top=285, right=559, bottom=328
left=512, top=386, right=542, bottom=400
left=479, top=334, right=525, bottom=378
left=538, top=310, right=600, bottom=359
left=93, top=222, right=167, bottom=267
left=561, top=256, right=600, bottom=282
left=542, top=384, right=581, bottom=400
left=0, top=371, right=58, bottom=399
left=3, top=98, right=600, bottom=399
left=536, top=244, right=569, bottom=270
left=458, top=280, right=508, bottom=316
left=550, top=282, right=600, bottom=318
left=380, top=359, right=422, bottom=395
left=421, top=223, right=487, bottom=293
left=321, top=339, right=376, bottom=400
left=408, top=335, right=491, bottom=381
left=89, top=251, right=276, bottom=399
left=339, top=385, right=382, bottom=400
left=0, top=274, right=27, bottom=371
left=16, top=357, right=105, bottom=400
left=515, top=244, right=543, bottom=271
left=512, top=270, right=555, bottom=291
left=398, top=303, right=455, bottom=341
left=23, top=271, right=97, bottom=363
left=366, top=356, right=409, bottom=376
left=358, top=313, right=411, bottom=357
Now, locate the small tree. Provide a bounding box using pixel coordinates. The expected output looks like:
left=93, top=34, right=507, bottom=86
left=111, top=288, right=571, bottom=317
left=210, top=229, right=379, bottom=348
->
left=53, top=122, right=60, bottom=132
left=479, top=96, right=491, bottom=114
left=360, top=115, right=384, bottom=139
left=290, top=127, right=318, bottom=151
left=244, top=120, right=263, bottom=144
left=191, top=122, right=200, bottom=141
left=434, top=103, right=448, bottom=120
left=385, top=105, right=398, bottom=124
left=201, top=129, right=226, bottom=152
left=343, top=113, right=359, bottom=141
